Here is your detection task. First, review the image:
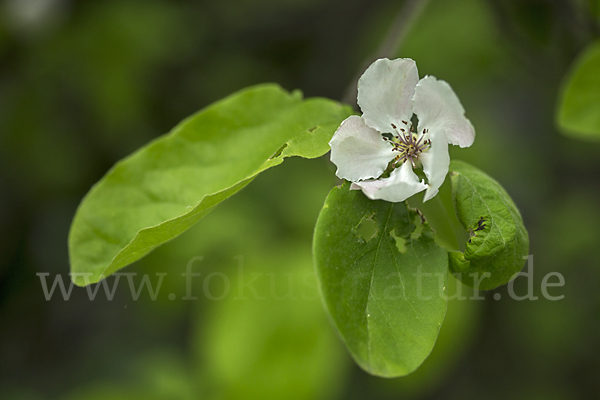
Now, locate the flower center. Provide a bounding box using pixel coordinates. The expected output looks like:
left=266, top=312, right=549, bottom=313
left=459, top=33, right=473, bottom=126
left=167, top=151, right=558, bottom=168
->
left=386, top=122, right=431, bottom=167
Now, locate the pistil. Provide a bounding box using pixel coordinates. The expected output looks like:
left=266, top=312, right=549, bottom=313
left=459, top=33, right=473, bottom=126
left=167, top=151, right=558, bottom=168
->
left=385, top=122, right=431, bottom=167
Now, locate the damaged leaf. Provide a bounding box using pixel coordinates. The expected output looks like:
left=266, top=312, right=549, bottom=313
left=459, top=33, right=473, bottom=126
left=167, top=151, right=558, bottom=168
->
left=313, top=182, right=448, bottom=377
left=448, top=161, right=529, bottom=291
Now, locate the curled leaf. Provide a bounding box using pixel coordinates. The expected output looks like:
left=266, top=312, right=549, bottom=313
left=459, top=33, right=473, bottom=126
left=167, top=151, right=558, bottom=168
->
left=448, top=161, right=529, bottom=290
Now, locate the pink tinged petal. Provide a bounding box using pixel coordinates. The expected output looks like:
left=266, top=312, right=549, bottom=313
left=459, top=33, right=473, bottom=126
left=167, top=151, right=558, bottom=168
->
left=413, top=76, right=475, bottom=148
left=352, top=161, right=427, bottom=203
left=420, top=129, right=450, bottom=202
left=329, top=115, right=396, bottom=181
left=357, top=58, right=419, bottom=134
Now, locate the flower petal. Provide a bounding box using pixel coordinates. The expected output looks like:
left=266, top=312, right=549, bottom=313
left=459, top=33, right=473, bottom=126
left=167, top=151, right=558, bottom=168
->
left=352, top=161, right=427, bottom=202
left=329, top=115, right=396, bottom=181
left=357, top=58, right=419, bottom=134
left=413, top=76, right=475, bottom=148
left=420, top=129, right=450, bottom=202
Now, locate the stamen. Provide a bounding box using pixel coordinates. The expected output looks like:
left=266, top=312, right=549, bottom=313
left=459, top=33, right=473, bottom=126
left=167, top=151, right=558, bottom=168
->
left=415, top=135, right=426, bottom=148
left=390, top=128, right=432, bottom=169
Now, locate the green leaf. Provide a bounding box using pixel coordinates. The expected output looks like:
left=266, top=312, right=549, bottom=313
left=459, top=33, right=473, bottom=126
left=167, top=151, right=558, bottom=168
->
left=373, top=275, right=481, bottom=398
left=69, top=84, right=352, bottom=286
left=313, top=182, right=448, bottom=377
left=448, top=160, right=529, bottom=291
left=557, top=40, right=600, bottom=139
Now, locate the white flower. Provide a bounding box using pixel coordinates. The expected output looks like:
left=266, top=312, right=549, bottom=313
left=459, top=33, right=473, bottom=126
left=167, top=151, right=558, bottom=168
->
left=329, top=58, right=475, bottom=202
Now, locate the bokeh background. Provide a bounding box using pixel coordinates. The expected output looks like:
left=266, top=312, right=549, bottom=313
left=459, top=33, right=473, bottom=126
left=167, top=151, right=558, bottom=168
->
left=1, top=0, right=600, bottom=399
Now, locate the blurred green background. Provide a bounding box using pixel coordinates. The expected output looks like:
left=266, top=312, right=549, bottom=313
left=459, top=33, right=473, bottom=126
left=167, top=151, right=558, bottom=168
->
left=1, top=0, right=600, bottom=399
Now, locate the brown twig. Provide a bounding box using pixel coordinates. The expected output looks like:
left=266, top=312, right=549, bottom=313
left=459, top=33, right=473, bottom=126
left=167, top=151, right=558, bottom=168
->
left=341, top=0, right=430, bottom=107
